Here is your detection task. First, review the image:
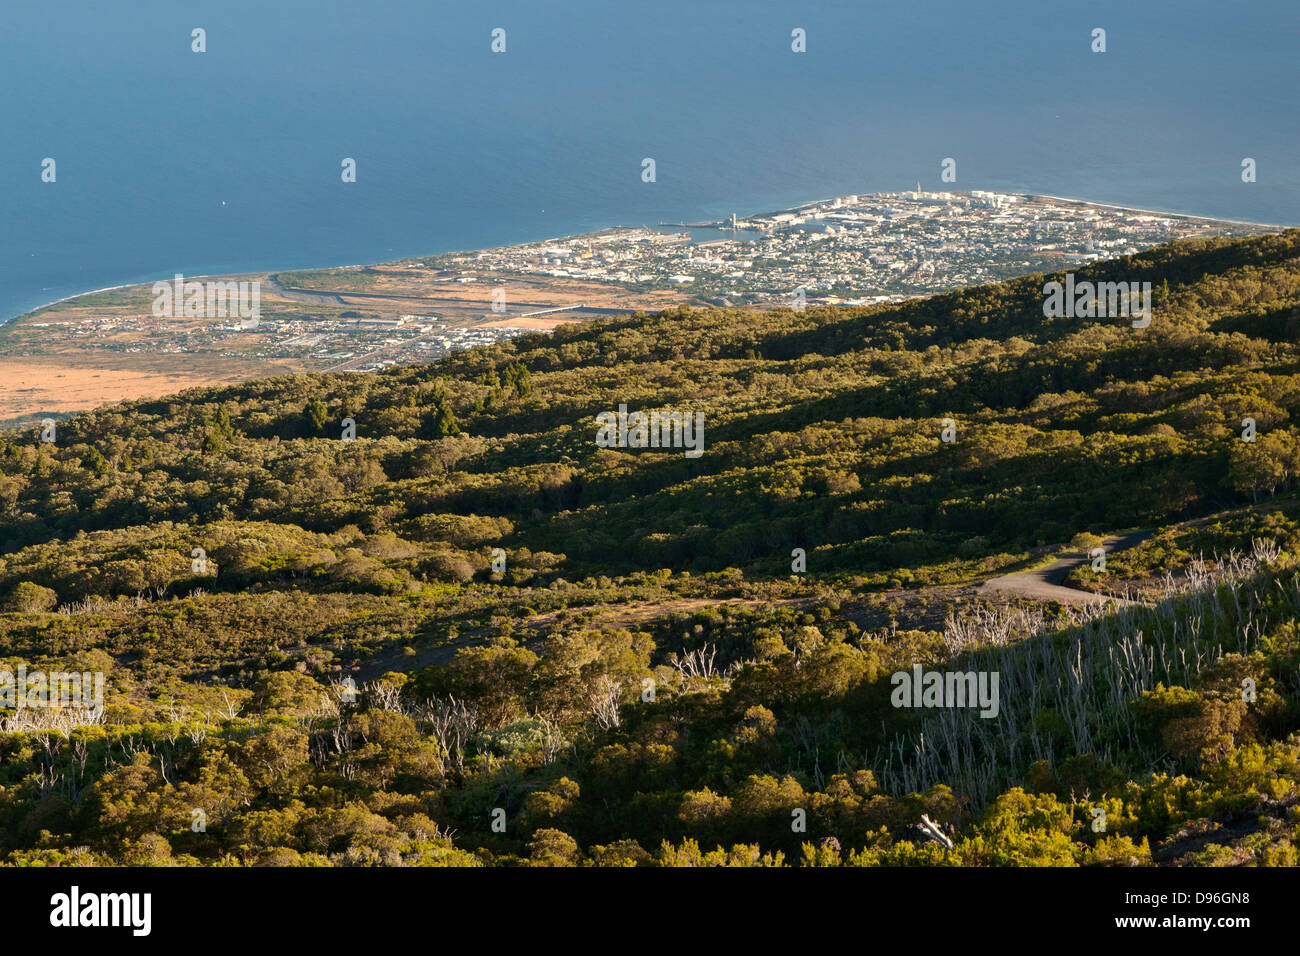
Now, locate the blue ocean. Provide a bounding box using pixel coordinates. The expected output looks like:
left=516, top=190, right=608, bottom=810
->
left=2, top=0, right=1297, bottom=322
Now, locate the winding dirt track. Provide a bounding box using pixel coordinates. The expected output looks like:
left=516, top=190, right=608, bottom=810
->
left=976, top=531, right=1154, bottom=607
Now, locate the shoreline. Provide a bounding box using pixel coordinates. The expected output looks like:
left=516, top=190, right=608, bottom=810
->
left=1020, top=192, right=1292, bottom=230
left=4, top=190, right=1292, bottom=329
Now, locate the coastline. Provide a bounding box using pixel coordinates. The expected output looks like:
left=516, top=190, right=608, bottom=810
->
left=1020, top=193, right=1293, bottom=231
left=4, top=190, right=1292, bottom=330
left=3, top=282, right=138, bottom=326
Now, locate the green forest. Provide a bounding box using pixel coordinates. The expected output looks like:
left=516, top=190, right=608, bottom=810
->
left=2, top=230, right=1300, bottom=866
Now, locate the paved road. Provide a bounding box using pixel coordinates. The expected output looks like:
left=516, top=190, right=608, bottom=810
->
left=977, top=530, right=1154, bottom=607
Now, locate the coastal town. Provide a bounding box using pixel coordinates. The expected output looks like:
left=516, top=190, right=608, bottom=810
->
left=426, top=188, right=1269, bottom=307
left=0, top=189, right=1271, bottom=423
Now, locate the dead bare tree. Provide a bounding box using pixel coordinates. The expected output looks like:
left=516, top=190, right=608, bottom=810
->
left=218, top=690, right=242, bottom=721
left=673, top=643, right=718, bottom=681
left=186, top=713, right=211, bottom=746
left=916, top=814, right=955, bottom=850
left=364, top=679, right=406, bottom=715
left=1252, top=536, right=1282, bottom=565
left=587, top=675, right=623, bottom=730
left=532, top=713, right=564, bottom=766
left=421, top=695, right=478, bottom=777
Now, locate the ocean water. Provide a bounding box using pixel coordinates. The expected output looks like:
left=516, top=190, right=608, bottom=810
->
left=2, top=0, right=1298, bottom=322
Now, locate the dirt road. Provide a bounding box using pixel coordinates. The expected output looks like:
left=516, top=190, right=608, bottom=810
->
left=977, top=530, right=1153, bottom=607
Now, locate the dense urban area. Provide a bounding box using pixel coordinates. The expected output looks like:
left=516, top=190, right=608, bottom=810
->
left=432, top=188, right=1271, bottom=306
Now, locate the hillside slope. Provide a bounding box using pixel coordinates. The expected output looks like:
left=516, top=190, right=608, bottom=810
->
left=2, top=231, right=1300, bottom=866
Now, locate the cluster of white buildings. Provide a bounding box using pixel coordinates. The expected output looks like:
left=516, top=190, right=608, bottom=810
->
left=432, top=190, right=1257, bottom=307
